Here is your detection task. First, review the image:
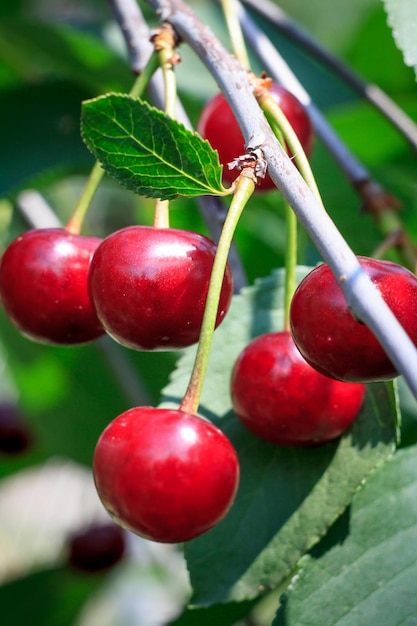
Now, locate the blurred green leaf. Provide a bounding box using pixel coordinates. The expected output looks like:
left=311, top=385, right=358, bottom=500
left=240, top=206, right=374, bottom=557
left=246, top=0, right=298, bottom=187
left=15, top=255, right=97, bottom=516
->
left=81, top=94, right=228, bottom=200
left=0, top=19, right=131, bottom=93
left=169, top=599, right=257, bottom=625
left=0, top=309, right=151, bottom=467
left=274, top=445, right=417, bottom=626
left=0, top=566, right=102, bottom=626
left=0, top=82, right=93, bottom=197
left=161, top=269, right=399, bottom=606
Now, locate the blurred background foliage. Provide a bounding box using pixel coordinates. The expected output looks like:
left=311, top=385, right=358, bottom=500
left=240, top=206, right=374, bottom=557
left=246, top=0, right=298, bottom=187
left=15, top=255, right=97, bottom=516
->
left=0, top=0, right=416, bottom=624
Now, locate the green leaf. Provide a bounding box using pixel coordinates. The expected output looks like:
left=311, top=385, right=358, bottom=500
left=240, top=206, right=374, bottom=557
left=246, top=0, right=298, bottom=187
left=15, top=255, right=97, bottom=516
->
left=0, top=18, right=132, bottom=93
left=81, top=94, right=228, bottom=200
left=0, top=82, right=92, bottom=197
left=168, top=599, right=257, bottom=625
left=382, top=0, right=417, bottom=78
left=160, top=268, right=399, bottom=606
left=0, top=566, right=102, bottom=626
left=274, top=445, right=417, bottom=626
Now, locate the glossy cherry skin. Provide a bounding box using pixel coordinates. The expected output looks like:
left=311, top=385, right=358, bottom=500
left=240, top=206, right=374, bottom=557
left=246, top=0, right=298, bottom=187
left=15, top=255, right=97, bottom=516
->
left=67, top=522, right=126, bottom=573
left=88, top=226, right=233, bottom=351
left=230, top=331, right=366, bottom=447
left=0, top=228, right=104, bottom=345
left=197, top=83, right=313, bottom=191
left=93, top=407, right=240, bottom=543
left=290, top=257, right=417, bottom=383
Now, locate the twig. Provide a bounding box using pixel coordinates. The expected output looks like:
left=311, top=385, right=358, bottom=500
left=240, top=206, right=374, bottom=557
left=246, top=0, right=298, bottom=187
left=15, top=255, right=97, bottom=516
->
left=143, top=0, right=417, bottom=397
left=235, top=0, right=417, bottom=268
left=241, top=0, right=417, bottom=153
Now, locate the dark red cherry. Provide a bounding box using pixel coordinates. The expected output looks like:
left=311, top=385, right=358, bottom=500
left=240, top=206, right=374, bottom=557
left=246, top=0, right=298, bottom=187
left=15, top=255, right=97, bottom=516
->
left=93, top=407, right=240, bottom=543
left=230, top=331, right=365, bottom=446
left=88, top=225, right=233, bottom=351
left=0, top=403, right=32, bottom=454
left=67, top=522, right=126, bottom=573
left=0, top=228, right=104, bottom=345
left=290, top=257, right=417, bottom=383
left=197, top=83, right=313, bottom=191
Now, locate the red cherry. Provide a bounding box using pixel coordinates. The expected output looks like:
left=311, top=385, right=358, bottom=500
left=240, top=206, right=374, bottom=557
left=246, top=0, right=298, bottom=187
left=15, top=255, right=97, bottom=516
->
left=67, top=522, right=126, bottom=573
left=93, top=407, right=240, bottom=543
left=230, top=331, right=365, bottom=447
left=88, top=225, right=233, bottom=351
left=197, top=83, right=313, bottom=191
left=0, top=228, right=104, bottom=345
left=290, top=257, right=417, bottom=383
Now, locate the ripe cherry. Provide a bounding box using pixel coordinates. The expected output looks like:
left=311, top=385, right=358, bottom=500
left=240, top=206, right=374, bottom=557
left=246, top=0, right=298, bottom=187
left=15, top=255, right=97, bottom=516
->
left=93, top=407, right=240, bottom=543
left=0, top=403, right=32, bottom=455
left=290, top=257, right=417, bottom=383
left=88, top=225, right=233, bottom=351
left=197, top=83, right=313, bottom=191
left=230, top=331, right=365, bottom=447
left=67, top=522, right=126, bottom=573
left=0, top=228, right=104, bottom=345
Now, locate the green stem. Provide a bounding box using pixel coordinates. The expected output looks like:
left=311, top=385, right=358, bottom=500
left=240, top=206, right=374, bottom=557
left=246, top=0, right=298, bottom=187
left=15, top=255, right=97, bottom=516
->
left=180, top=174, right=255, bottom=415
left=259, top=93, right=322, bottom=203
left=151, top=47, right=179, bottom=229
left=65, top=161, right=105, bottom=234
left=283, top=200, right=297, bottom=331
left=130, top=51, right=160, bottom=99
left=158, top=47, right=178, bottom=118
left=221, top=0, right=251, bottom=68
left=256, top=94, right=298, bottom=329
left=65, top=52, right=160, bottom=234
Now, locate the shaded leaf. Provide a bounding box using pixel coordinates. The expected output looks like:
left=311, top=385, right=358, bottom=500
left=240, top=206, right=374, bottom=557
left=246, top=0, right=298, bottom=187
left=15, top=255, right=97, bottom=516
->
left=0, top=566, right=102, bottom=626
left=161, top=269, right=399, bottom=606
left=274, top=445, right=417, bottom=626
left=81, top=94, right=228, bottom=200
left=0, top=18, right=131, bottom=93
left=0, top=82, right=92, bottom=197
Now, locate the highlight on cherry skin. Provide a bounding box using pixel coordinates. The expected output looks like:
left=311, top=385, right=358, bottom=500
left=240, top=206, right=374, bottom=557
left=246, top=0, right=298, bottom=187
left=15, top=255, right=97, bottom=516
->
left=197, top=82, right=314, bottom=191
left=87, top=225, right=234, bottom=351
left=0, top=228, right=105, bottom=346
left=230, top=331, right=366, bottom=447
left=290, top=256, right=417, bottom=383
left=93, top=407, right=240, bottom=544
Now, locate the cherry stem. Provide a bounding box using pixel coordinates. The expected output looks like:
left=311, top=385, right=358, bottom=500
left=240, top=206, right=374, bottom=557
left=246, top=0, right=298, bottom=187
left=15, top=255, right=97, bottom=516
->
left=283, top=201, right=297, bottom=332
left=158, top=45, right=178, bottom=118
left=258, top=92, right=322, bottom=203
left=221, top=0, right=250, bottom=68
left=180, top=174, right=255, bottom=415
left=65, top=52, right=160, bottom=235
left=153, top=199, right=170, bottom=228
left=151, top=35, right=180, bottom=228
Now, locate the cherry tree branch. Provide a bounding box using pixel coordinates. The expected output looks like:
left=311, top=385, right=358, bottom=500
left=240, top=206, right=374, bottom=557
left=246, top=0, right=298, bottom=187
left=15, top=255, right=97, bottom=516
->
left=236, top=1, right=417, bottom=269
left=234, top=1, right=377, bottom=187
left=144, top=0, right=417, bottom=397
left=241, top=0, right=417, bottom=153
left=107, top=0, right=247, bottom=291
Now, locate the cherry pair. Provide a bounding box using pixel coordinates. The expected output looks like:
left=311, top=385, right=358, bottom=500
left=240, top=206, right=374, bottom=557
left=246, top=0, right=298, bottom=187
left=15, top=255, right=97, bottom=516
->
left=0, top=226, right=233, bottom=350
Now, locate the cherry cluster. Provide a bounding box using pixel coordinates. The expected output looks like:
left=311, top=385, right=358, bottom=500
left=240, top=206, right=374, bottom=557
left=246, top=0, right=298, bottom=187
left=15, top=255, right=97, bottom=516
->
left=0, top=222, right=238, bottom=543
left=1, top=84, right=415, bottom=544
